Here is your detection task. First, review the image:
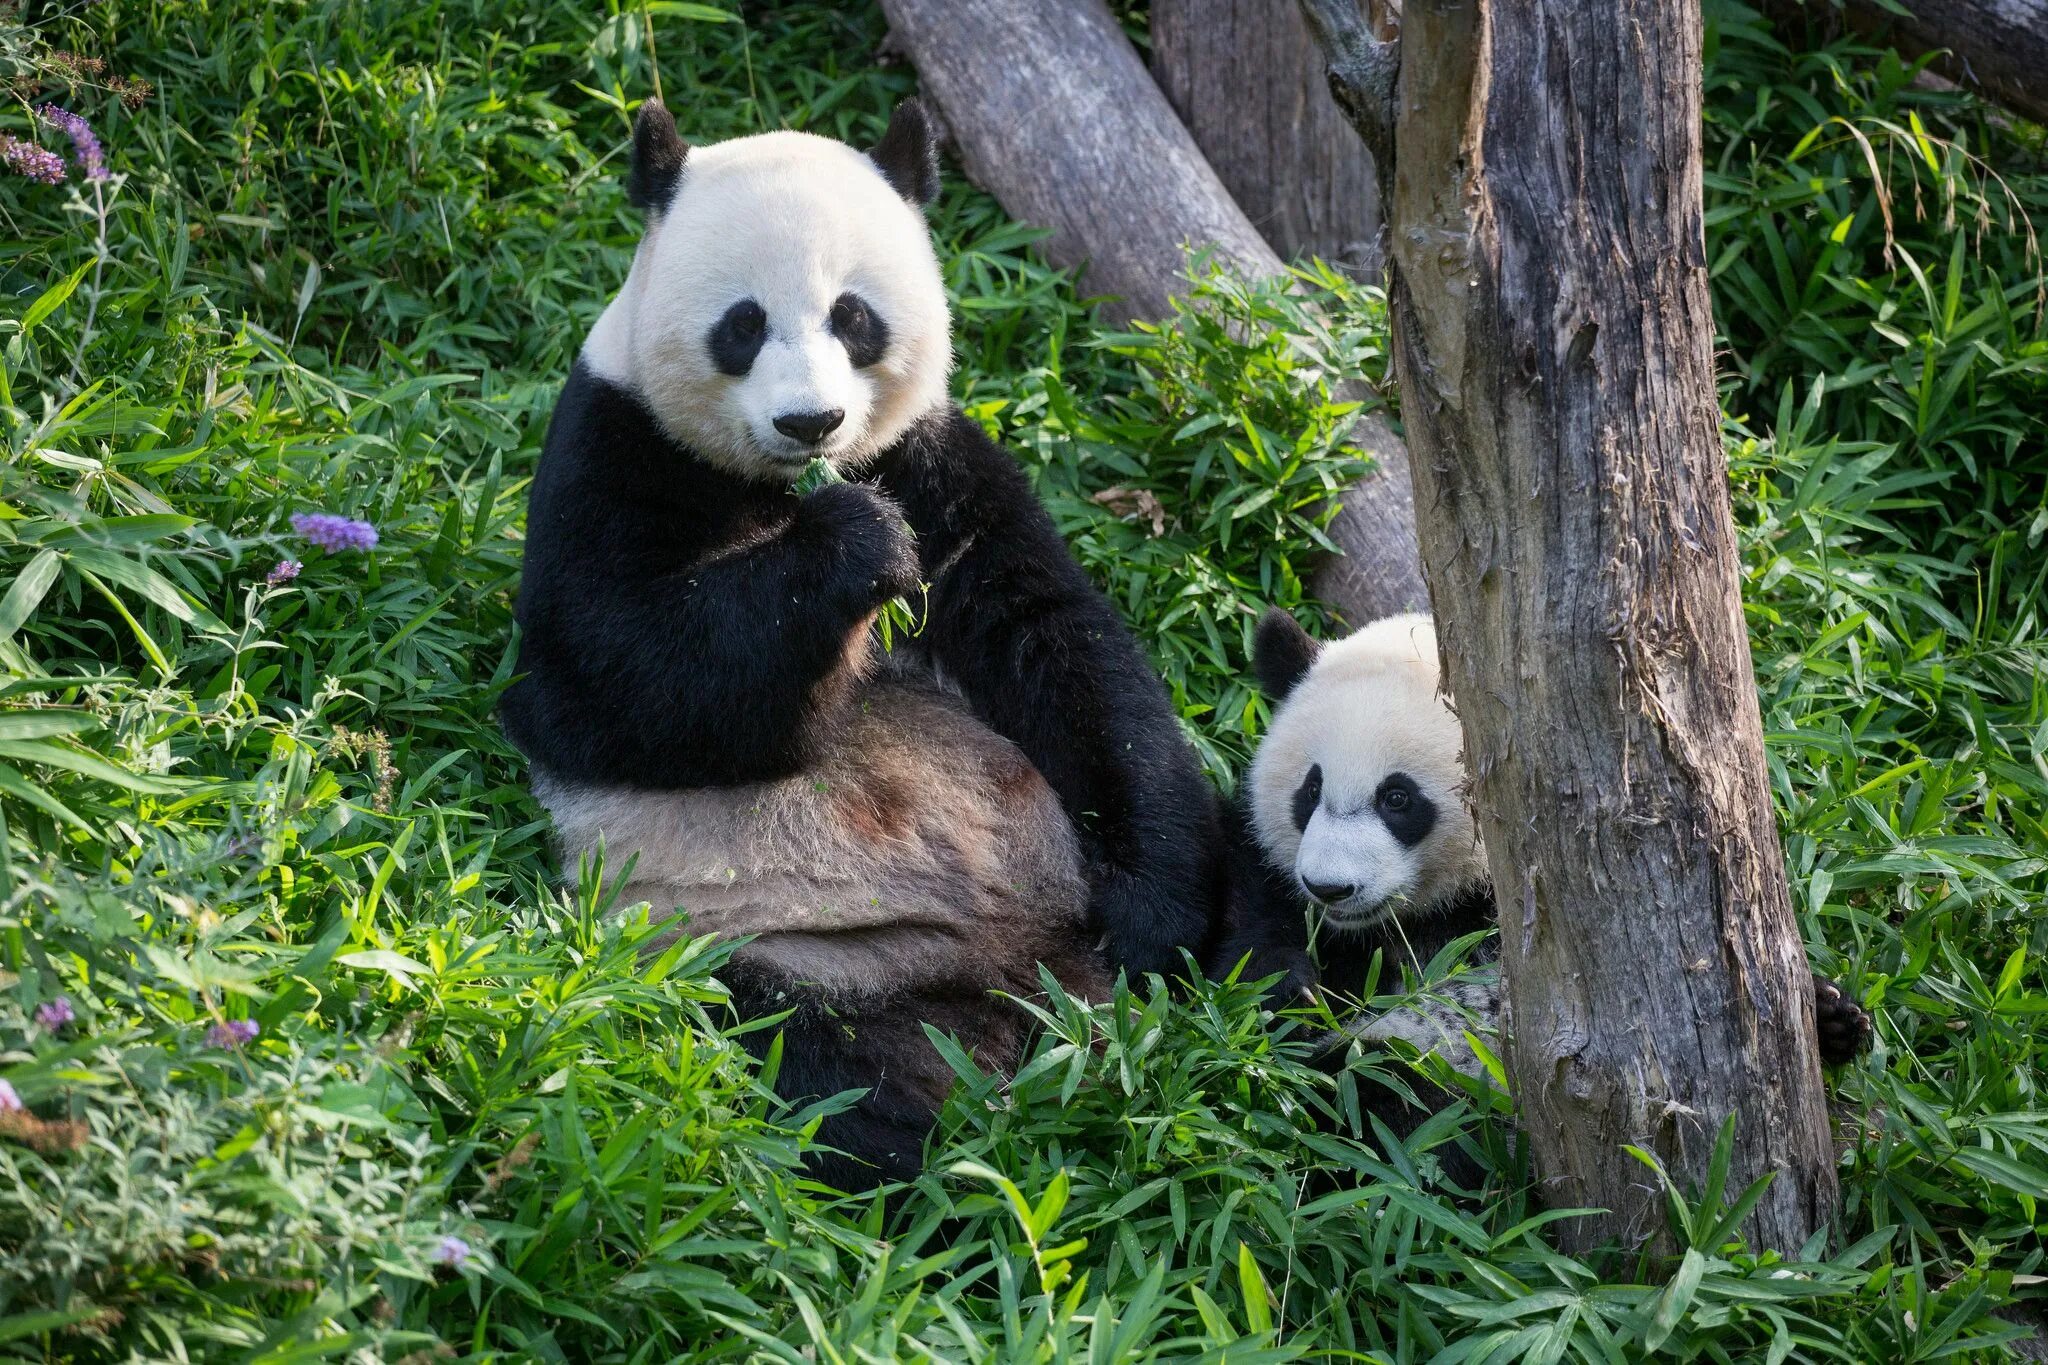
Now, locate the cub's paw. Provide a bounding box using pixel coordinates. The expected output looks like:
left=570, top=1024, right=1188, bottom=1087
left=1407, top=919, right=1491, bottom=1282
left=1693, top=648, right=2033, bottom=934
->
left=797, top=481, right=920, bottom=603
left=1222, top=945, right=1317, bottom=1010
left=1270, top=958, right=1320, bottom=1012
left=1812, top=974, right=1872, bottom=1066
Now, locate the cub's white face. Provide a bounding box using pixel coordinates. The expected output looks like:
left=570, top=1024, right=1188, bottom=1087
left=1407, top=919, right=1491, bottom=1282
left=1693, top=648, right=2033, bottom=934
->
left=583, top=128, right=952, bottom=481
left=1249, top=614, right=1486, bottom=934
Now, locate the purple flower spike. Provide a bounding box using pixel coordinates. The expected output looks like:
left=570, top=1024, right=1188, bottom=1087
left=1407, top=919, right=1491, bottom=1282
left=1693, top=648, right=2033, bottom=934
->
left=290, top=512, right=378, bottom=553
left=206, top=1018, right=260, bottom=1049
left=35, top=106, right=108, bottom=183
left=0, top=135, right=66, bottom=185
left=35, top=997, right=74, bottom=1031
left=0, top=1079, right=20, bottom=1112
left=435, top=1235, right=472, bottom=1269
left=266, top=559, right=302, bottom=585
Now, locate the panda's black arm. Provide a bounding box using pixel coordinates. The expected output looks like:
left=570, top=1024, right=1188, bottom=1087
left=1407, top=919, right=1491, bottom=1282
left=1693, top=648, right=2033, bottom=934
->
left=876, top=410, right=1223, bottom=977
left=505, top=481, right=916, bottom=788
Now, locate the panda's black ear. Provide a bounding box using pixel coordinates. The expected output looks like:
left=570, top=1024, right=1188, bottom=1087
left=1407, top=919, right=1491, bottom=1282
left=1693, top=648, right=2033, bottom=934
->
left=868, top=99, right=941, bottom=207
left=1254, top=608, right=1322, bottom=703
left=627, top=99, right=688, bottom=213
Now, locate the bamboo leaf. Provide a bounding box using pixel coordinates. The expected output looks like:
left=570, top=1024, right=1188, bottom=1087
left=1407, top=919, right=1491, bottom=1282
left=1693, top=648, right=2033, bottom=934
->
left=0, top=549, right=62, bottom=639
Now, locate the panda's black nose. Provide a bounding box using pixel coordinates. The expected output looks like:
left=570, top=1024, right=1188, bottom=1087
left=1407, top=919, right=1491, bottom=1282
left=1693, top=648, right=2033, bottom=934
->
left=773, top=409, right=845, bottom=445
left=1304, top=880, right=1356, bottom=904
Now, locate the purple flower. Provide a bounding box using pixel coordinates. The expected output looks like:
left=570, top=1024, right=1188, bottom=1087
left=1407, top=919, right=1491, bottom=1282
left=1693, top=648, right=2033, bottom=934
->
left=0, top=135, right=66, bottom=184
left=206, top=1018, right=260, bottom=1049
left=266, top=558, right=302, bottom=585
left=289, top=512, right=378, bottom=553
left=35, top=106, right=107, bottom=183
left=0, top=1079, right=20, bottom=1112
left=35, top=997, right=74, bottom=1031
left=434, top=1235, right=472, bottom=1269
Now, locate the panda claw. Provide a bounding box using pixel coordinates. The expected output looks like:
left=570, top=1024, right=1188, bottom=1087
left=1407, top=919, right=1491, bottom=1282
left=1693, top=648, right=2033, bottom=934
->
left=1812, top=974, right=1873, bottom=1067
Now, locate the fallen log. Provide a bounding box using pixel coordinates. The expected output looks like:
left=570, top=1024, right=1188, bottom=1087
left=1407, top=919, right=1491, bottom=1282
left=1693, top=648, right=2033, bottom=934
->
left=1152, top=0, right=1384, bottom=274
left=877, top=0, right=1427, bottom=623
left=1783, top=0, right=2048, bottom=127
left=878, top=0, right=1279, bottom=326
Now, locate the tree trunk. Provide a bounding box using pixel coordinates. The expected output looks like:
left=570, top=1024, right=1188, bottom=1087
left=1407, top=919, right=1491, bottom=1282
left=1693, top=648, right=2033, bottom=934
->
left=1804, top=0, right=2048, bottom=126
left=1300, top=0, right=1839, bottom=1252
left=1152, top=0, right=1383, bottom=275
left=878, top=0, right=1427, bottom=622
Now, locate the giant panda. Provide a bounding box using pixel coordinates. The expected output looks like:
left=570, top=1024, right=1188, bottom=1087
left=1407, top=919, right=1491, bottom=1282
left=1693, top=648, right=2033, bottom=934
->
left=1210, top=608, right=1872, bottom=1138
left=500, top=100, right=1223, bottom=1190
left=1211, top=610, right=1502, bottom=1085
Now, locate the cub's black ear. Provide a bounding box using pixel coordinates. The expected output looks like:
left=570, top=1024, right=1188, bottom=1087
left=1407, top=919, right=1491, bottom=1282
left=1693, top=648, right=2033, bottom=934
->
left=868, top=99, right=940, bottom=207
left=627, top=100, right=688, bottom=212
left=1254, top=608, right=1322, bottom=703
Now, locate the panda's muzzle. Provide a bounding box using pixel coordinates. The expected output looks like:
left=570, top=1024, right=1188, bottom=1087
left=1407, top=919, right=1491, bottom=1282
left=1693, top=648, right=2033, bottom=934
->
left=1296, top=805, right=1415, bottom=930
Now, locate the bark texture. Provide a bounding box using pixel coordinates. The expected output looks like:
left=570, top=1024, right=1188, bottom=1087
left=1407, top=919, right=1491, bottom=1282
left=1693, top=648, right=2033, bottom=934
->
left=1313, top=414, right=1427, bottom=626
left=878, top=0, right=1279, bottom=326
left=1152, top=0, right=1383, bottom=273
left=879, top=0, right=1426, bottom=622
left=1305, top=0, right=1840, bottom=1250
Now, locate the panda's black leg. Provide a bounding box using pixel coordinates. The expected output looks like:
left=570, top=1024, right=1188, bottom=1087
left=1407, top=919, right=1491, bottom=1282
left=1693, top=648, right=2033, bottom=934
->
left=801, top=1107, right=932, bottom=1191
left=730, top=992, right=948, bottom=1192
left=1812, top=973, right=1873, bottom=1066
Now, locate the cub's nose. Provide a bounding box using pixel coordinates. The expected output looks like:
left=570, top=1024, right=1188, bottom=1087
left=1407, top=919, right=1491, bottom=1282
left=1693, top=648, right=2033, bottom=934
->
left=773, top=409, right=846, bottom=445
left=1304, top=880, right=1357, bottom=905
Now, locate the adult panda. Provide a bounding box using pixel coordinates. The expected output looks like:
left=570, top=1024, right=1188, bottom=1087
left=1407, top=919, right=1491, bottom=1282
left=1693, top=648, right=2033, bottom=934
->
left=1210, top=609, right=1872, bottom=1124
left=501, top=101, right=1222, bottom=1189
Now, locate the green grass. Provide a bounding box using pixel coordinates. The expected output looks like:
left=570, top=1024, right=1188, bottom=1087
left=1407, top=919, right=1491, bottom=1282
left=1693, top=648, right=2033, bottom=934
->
left=0, top=1, right=2043, bottom=1360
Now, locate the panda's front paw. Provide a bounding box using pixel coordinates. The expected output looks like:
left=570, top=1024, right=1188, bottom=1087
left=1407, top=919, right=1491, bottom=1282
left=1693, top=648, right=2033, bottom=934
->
left=1092, top=870, right=1210, bottom=983
left=797, top=481, right=920, bottom=604
left=1812, top=974, right=1872, bottom=1066
left=1242, top=949, right=1317, bottom=1010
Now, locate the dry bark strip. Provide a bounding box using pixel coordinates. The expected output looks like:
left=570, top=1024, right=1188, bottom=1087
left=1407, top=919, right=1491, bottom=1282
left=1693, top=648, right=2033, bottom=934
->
left=877, top=0, right=1427, bottom=623
left=1302, top=0, right=1840, bottom=1251
left=1152, top=0, right=1384, bottom=274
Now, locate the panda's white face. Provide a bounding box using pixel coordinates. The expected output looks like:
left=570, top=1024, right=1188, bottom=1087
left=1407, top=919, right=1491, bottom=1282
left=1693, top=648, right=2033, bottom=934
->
left=583, top=128, right=952, bottom=481
left=1249, top=613, right=1486, bottom=935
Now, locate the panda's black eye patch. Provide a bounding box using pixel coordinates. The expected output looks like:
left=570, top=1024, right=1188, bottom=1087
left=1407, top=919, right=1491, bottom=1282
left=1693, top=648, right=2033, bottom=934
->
left=1291, top=763, right=1322, bottom=832
left=1375, top=772, right=1437, bottom=848
left=709, top=299, right=768, bottom=376
left=830, top=292, right=889, bottom=369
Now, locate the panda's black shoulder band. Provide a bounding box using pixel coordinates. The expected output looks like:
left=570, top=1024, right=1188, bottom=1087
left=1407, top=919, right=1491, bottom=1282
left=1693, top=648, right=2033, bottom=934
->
left=628, top=99, right=688, bottom=212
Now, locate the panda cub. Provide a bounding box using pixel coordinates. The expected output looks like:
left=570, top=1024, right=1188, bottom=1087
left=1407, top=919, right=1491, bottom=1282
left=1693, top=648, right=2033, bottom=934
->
left=501, top=101, right=1222, bottom=1190
left=1212, top=610, right=1501, bottom=1083
left=1212, top=609, right=1873, bottom=1110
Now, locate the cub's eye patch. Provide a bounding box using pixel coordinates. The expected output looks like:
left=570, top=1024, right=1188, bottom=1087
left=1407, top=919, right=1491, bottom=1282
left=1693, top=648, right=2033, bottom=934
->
left=830, top=292, right=889, bottom=369
left=1375, top=772, right=1437, bottom=847
left=709, top=299, right=768, bottom=376
left=1292, top=763, right=1322, bottom=832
